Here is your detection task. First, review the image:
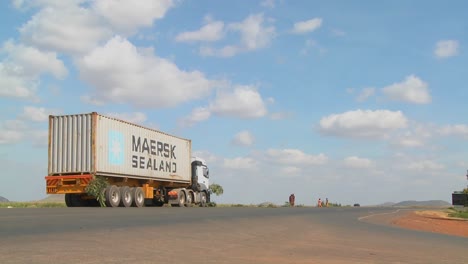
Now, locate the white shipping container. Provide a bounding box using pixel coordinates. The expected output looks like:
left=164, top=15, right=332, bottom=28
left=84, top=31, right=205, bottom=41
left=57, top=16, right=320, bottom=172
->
left=48, top=113, right=191, bottom=183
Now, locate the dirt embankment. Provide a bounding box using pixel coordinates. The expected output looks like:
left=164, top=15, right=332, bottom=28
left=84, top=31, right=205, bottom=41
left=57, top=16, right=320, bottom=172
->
left=391, top=210, right=468, bottom=238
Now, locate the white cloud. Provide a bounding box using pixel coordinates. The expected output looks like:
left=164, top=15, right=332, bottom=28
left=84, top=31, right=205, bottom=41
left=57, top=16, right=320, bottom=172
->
left=202, top=13, right=276, bottom=57
left=179, top=107, right=211, bottom=127
left=319, top=109, right=408, bottom=139
left=230, top=13, right=275, bottom=50
left=210, top=85, right=268, bottom=118
left=2, top=40, right=68, bottom=79
left=434, top=40, right=459, bottom=58
left=281, top=166, right=301, bottom=175
left=78, top=36, right=215, bottom=108
left=0, top=64, right=37, bottom=100
left=439, top=124, right=468, bottom=139
left=407, top=160, right=444, bottom=171
left=19, top=2, right=111, bottom=55
left=80, top=95, right=106, bottom=106
left=382, top=75, right=431, bottom=104
left=265, top=148, right=328, bottom=166
left=232, top=130, right=255, bottom=147
left=393, top=137, right=425, bottom=148
left=105, top=112, right=147, bottom=124
left=0, top=120, right=27, bottom=144
left=291, top=18, right=322, bottom=34
left=175, top=20, right=225, bottom=42
left=192, top=150, right=220, bottom=164
left=93, top=0, right=174, bottom=34
left=223, top=157, right=257, bottom=170
left=21, top=106, right=61, bottom=122
left=343, top=156, right=373, bottom=169
left=260, top=0, right=275, bottom=8
left=356, top=87, right=375, bottom=102
left=0, top=41, right=66, bottom=100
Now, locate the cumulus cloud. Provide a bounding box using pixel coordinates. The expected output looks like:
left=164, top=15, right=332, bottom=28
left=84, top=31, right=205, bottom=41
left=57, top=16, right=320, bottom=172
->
left=439, top=124, right=468, bottom=139
left=407, top=160, right=444, bottom=171
left=319, top=109, right=408, bottom=139
left=356, top=87, right=375, bottom=102
left=201, top=13, right=276, bottom=57
left=209, top=86, right=268, bottom=118
left=0, top=41, right=67, bottom=100
left=382, top=75, right=431, bottom=104
left=21, top=106, right=61, bottom=122
left=0, top=120, right=27, bottom=144
left=179, top=107, right=211, bottom=127
left=93, top=0, right=174, bottom=34
left=265, top=148, right=328, bottom=166
left=0, top=64, right=37, bottom=100
left=2, top=41, right=68, bottom=79
left=223, top=157, right=257, bottom=170
left=281, top=166, right=301, bottom=175
left=343, top=156, right=373, bottom=169
left=105, top=112, right=147, bottom=124
left=291, top=18, right=322, bottom=34
left=19, top=2, right=111, bottom=55
left=78, top=36, right=215, bottom=108
left=232, top=130, right=255, bottom=147
left=179, top=85, right=270, bottom=126
left=434, top=40, right=459, bottom=58
left=175, top=19, right=225, bottom=42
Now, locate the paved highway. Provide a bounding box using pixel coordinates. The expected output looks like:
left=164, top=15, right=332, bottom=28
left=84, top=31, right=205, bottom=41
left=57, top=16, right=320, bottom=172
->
left=0, top=207, right=466, bottom=263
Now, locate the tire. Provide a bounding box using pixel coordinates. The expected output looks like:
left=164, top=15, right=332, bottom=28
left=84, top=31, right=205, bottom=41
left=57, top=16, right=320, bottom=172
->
left=132, top=187, right=145, bottom=207
left=119, top=186, right=132, bottom=207
left=175, top=191, right=186, bottom=207
left=200, top=192, right=207, bottom=207
left=105, top=185, right=121, bottom=207
left=66, top=194, right=86, bottom=207
left=185, top=192, right=193, bottom=207
left=65, top=193, right=73, bottom=207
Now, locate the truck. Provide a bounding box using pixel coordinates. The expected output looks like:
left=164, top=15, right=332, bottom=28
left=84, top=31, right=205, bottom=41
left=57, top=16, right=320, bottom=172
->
left=45, top=112, right=211, bottom=207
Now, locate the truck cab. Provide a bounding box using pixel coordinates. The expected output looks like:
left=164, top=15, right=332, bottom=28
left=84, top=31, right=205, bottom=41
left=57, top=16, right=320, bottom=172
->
left=191, top=157, right=210, bottom=192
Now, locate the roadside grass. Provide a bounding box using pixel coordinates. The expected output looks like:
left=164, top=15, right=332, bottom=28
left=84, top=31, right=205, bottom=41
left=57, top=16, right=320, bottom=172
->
left=0, top=202, right=66, bottom=208
left=447, top=207, right=468, bottom=219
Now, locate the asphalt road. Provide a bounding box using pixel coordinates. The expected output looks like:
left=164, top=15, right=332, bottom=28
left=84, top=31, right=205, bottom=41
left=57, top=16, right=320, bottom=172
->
left=0, top=207, right=467, bottom=263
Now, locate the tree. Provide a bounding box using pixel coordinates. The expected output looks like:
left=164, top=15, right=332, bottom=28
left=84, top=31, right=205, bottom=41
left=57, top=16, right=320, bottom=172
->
left=209, top=183, right=224, bottom=196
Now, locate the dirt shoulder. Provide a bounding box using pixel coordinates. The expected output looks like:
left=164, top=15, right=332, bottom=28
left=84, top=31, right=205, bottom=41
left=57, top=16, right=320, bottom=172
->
left=390, top=209, right=468, bottom=238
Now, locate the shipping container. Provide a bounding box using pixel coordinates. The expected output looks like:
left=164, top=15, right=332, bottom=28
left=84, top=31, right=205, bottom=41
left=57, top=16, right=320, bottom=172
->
left=48, top=112, right=191, bottom=183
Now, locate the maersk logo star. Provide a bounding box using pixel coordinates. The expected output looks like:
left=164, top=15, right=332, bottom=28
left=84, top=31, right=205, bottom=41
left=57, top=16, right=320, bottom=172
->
left=109, top=131, right=124, bottom=165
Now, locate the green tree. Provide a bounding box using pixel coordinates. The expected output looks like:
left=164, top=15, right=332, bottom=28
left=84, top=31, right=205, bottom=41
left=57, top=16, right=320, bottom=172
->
left=209, top=183, right=224, bottom=196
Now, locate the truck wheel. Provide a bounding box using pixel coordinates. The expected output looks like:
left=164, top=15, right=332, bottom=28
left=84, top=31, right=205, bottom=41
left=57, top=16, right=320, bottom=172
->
left=119, top=186, right=132, bottom=207
left=200, top=192, right=207, bottom=207
left=132, top=187, right=145, bottom=207
left=65, top=193, right=73, bottom=207
left=185, top=192, right=193, bottom=207
left=105, top=185, right=121, bottom=207
left=174, top=191, right=186, bottom=207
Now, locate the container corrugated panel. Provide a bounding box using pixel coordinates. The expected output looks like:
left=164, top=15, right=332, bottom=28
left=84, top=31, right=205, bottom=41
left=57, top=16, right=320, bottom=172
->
left=49, top=113, right=191, bottom=183
left=49, top=113, right=93, bottom=174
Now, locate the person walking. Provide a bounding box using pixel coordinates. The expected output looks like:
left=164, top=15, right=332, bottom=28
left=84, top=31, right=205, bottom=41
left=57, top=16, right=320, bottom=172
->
left=289, top=193, right=295, bottom=207
left=317, top=198, right=322, bottom=207
left=325, top=198, right=329, bottom=207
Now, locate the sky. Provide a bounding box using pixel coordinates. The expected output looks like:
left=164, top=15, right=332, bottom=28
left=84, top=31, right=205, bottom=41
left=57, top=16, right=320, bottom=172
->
left=0, top=0, right=467, bottom=206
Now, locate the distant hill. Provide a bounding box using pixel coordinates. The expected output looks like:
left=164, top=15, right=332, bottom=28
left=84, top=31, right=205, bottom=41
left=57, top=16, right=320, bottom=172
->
left=37, top=194, right=65, bottom=203
left=377, top=202, right=396, bottom=207
left=392, top=200, right=451, bottom=207
left=0, top=196, right=9, bottom=202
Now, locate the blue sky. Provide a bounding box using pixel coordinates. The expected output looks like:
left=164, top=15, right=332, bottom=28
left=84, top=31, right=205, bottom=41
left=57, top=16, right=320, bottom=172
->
left=1, top=0, right=467, bottom=205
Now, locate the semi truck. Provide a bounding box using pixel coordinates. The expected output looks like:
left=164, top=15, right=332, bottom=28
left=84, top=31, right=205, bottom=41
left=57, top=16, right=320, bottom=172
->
left=45, top=112, right=211, bottom=207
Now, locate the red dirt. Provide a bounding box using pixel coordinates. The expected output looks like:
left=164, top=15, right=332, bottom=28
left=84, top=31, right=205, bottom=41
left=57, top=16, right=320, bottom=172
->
left=391, top=210, right=468, bottom=238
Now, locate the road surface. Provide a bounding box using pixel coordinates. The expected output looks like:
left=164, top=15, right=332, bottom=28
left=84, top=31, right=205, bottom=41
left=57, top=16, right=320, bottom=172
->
left=0, top=207, right=466, bottom=263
